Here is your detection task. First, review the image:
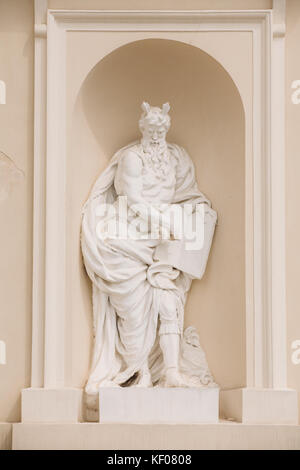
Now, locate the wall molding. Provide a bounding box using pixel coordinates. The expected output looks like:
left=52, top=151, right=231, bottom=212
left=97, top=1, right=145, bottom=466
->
left=32, top=0, right=47, bottom=387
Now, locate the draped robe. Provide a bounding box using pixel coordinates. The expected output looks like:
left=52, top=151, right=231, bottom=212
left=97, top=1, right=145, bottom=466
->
left=81, top=141, right=216, bottom=393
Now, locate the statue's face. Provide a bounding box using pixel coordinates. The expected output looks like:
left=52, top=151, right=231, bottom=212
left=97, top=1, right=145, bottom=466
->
left=142, top=122, right=168, bottom=146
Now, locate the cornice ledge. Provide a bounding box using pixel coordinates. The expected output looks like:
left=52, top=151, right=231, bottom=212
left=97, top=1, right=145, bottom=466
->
left=272, top=24, right=285, bottom=38
left=34, top=23, right=47, bottom=38
left=48, top=9, right=271, bottom=24
left=272, top=0, right=286, bottom=38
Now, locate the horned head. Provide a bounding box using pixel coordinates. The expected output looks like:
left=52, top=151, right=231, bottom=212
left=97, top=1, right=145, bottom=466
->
left=139, top=101, right=171, bottom=133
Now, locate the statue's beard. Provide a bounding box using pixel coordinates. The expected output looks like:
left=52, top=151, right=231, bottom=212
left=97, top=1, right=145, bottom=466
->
left=141, top=138, right=168, bottom=160
left=141, top=138, right=170, bottom=179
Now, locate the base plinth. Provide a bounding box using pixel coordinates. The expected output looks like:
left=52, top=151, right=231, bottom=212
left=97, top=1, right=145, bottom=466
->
left=99, top=387, right=219, bottom=424
left=220, top=388, right=298, bottom=424
left=12, top=422, right=300, bottom=450
left=21, top=388, right=83, bottom=423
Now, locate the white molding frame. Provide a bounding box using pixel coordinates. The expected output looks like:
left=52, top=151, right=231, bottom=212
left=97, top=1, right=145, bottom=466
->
left=32, top=0, right=47, bottom=387
left=32, top=7, right=288, bottom=394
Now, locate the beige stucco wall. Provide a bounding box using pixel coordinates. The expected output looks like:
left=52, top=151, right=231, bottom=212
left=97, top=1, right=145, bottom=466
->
left=0, top=0, right=33, bottom=423
left=0, top=0, right=300, bottom=427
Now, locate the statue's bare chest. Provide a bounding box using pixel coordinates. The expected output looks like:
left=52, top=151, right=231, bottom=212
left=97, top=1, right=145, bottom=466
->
left=140, top=151, right=176, bottom=204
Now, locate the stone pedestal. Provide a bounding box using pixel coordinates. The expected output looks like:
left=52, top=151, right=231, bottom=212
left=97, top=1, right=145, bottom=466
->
left=21, top=388, right=83, bottom=423
left=99, top=387, right=219, bottom=424
left=220, top=388, right=298, bottom=424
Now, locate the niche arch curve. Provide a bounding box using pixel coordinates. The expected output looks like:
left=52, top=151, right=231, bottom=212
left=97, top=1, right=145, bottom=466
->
left=68, top=38, right=246, bottom=390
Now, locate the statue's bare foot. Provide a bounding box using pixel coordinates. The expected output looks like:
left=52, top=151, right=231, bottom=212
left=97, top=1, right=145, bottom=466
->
left=101, top=380, right=121, bottom=388
left=163, top=368, right=190, bottom=387
left=135, top=371, right=153, bottom=387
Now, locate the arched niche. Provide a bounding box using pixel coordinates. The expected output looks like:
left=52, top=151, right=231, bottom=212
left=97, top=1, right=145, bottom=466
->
left=66, top=38, right=246, bottom=390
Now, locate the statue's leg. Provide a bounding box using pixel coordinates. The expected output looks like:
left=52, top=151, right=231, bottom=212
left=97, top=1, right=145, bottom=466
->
left=136, top=360, right=153, bottom=387
left=159, top=333, right=180, bottom=369
left=158, top=290, right=189, bottom=387
left=159, top=333, right=189, bottom=387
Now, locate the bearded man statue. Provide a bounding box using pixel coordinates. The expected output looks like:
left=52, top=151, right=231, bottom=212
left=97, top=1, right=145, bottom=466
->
left=81, top=102, right=217, bottom=395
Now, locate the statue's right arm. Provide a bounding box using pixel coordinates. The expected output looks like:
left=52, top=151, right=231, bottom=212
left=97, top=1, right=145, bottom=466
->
left=118, top=150, right=144, bottom=205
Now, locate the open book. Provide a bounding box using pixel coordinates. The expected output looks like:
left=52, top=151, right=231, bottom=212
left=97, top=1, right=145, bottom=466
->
left=154, top=204, right=217, bottom=279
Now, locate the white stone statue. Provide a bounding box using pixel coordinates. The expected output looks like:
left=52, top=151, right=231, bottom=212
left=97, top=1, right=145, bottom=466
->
left=81, top=102, right=217, bottom=395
